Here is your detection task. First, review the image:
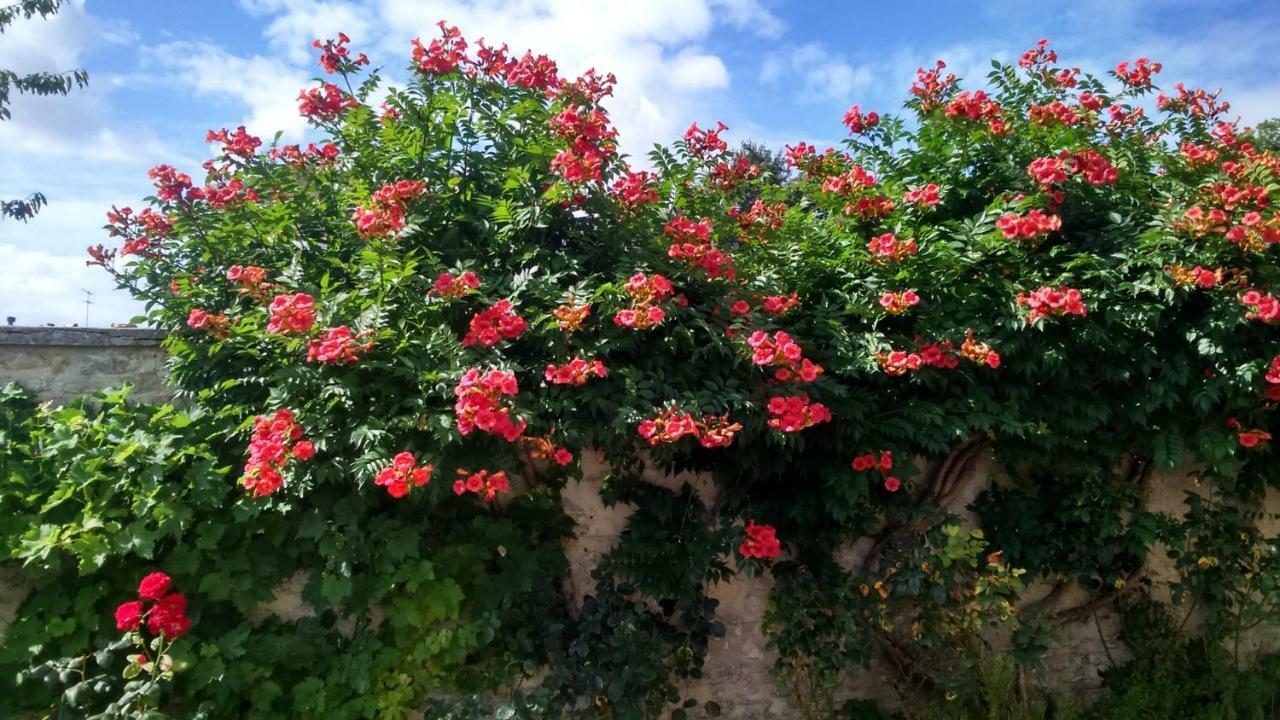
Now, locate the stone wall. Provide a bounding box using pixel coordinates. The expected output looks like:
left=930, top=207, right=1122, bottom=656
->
left=0, top=326, right=171, bottom=405
left=1, top=329, right=1278, bottom=717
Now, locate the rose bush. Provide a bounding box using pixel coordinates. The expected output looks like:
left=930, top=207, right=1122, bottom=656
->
left=4, top=24, right=1280, bottom=719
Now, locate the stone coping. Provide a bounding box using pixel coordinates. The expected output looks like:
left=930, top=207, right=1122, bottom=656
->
left=0, top=326, right=166, bottom=347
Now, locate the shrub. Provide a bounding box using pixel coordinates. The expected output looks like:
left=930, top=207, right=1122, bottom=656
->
left=4, top=25, right=1279, bottom=718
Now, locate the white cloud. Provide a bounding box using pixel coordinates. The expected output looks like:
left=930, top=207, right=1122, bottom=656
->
left=145, top=41, right=311, bottom=141
left=761, top=42, right=872, bottom=105
left=0, top=243, right=146, bottom=327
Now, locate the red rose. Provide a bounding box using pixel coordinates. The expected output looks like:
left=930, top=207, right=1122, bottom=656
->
left=137, top=571, right=172, bottom=600
left=115, top=600, right=144, bottom=631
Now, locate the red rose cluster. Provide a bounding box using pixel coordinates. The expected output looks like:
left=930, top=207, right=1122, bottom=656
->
left=352, top=180, right=426, bottom=239
left=867, top=232, right=918, bottom=262
left=1017, top=286, right=1087, bottom=324
left=852, top=450, right=902, bottom=492
left=375, top=451, right=433, bottom=498
left=306, top=325, right=374, bottom=365
left=429, top=271, right=480, bottom=299
left=462, top=299, right=527, bottom=347
left=452, top=468, right=511, bottom=501
left=765, top=394, right=831, bottom=433
left=454, top=368, right=525, bottom=441
left=746, top=330, right=823, bottom=382
left=545, top=357, right=608, bottom=386
left=879, top=290, right=921, bottom=315
left=267, top=293, right=317, bottom=335
left=739, top=520, right=781, bottom=560
left=614, top=272, right=675, bottom=329
left=114, top=572, right=191, bottom=640
left=241, top=407, right=315, bottom=497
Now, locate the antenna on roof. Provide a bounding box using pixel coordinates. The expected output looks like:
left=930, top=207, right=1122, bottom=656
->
left=81, top=289, right=94, bottom=327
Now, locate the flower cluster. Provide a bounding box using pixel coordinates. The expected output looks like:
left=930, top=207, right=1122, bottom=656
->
left=708, top=156, right=760, bottom=192
left=765, top=394, right=832, bottom=433
left=269, top=141, right=341, bottom=168
left=683, top=121, right=729, bottom=159
left=241, top=408, right=314, bottom=497
left=746, top=330, right=823, bottom=382
left=186, top=308, right=230, bottom=338
left=227, top=264, right=271, bottom=300
left=374, top=451, right=433, bottom=498
left=739, top=520, right=781, bottom=560
left=454, top=368, right=525, bottom=441
left=637, top=406, right=699, bottom=445
left=429, top=270, right=480, bottom=299
left=148, top=164, right=196, bottom=205
left=665, top=215, right=735, bottom=279
left=1017, top=286, right=1087, bottom=324
left=910, top=60, right=957, bottom=111
left=612, top=170, right=659, bottom=208
left=298, top=82, right=356, bottom=120
left=519, top=435, right=575, bottom=466
left=307, top=326, right=374, bottom=365
left=1115, top=57, right=1161, bottom=88
left=114, top=572, right=191, bottom=640
left=1264, top=355, right=1280, bottom=403
left=728, top=198, right=787, bottom=243
left=960, top=330, right=1002, bottom=369
left=105, top=205, right=171, bottom=256
left=553, top=301, right=592, bottom=332
left=944, top=90, right=1006, bottom=133
left=462, top=299, right=527, bottom=348
left=549, top=104, right=618, bottom=183
left=267, top=293, right=317, bottom=335
left=1241, top=290, right=1280, bottom=323
left=1028, top=101, right=1080, bottom=127
left=842, top=104, right=880, bottom=134
left=452, top=469, right=511, bottom=501
left=996, top=209, right=1062, bottom=241
left=614, top=272, right=674, bottom=329
left=851, top=450, right=901, bottom=492
left=867, top=232, right=918, bottom=262
left=206, top=126, right=262, bottom=160
left=1227, top=417, right=1271, bottom=449
left=879, top=290, right=921, bottom=315
left=545, top=357, right=608, bottom=385
left=1167, top=264, right=1220, bottom=289
left=903, top=183, right=941, bottom=207
left=313, top=32, right=369, bottom=74
left=412, top=21, right=467, bottom=75
left=352, top=180, right=426, bottom=238
left=762, top=293, right=801, bottom=316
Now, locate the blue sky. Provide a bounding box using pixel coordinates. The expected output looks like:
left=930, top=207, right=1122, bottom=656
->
left=2, top=0, right=1278, bottom=326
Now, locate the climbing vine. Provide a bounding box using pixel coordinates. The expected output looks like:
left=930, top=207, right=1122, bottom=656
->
left=2, top=27, right=1279, bottom=719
